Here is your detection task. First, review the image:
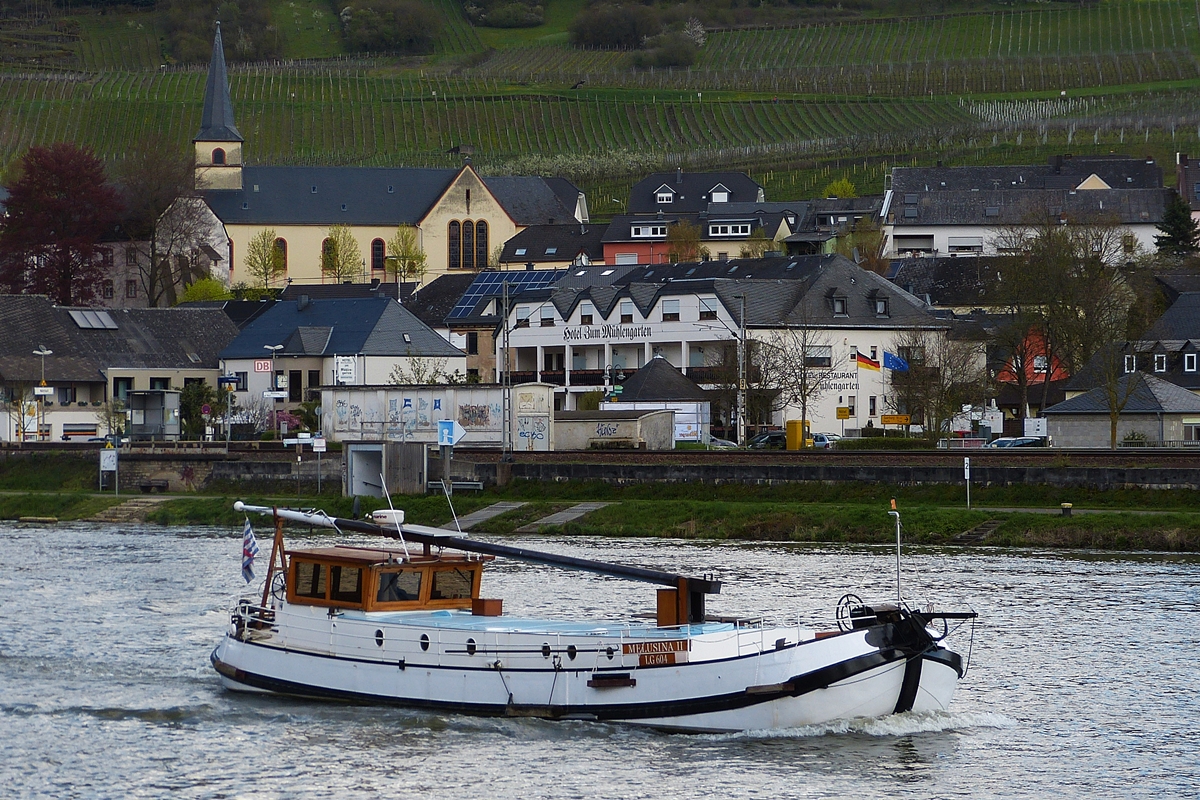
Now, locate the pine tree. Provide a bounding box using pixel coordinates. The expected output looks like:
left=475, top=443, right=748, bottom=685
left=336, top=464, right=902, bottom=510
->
left=1154, top=192, right=1200, bottom=258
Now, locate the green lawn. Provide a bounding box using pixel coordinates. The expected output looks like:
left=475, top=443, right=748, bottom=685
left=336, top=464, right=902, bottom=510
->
left=272, top=0, right=345, bottom=60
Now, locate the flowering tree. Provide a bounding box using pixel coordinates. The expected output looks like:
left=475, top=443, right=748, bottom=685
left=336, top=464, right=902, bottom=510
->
left=0, top=143, right=122, bottom=305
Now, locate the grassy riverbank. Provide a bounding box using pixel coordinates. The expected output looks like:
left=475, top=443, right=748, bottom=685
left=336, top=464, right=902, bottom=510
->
left=3, top=480, right=1198, bottom=552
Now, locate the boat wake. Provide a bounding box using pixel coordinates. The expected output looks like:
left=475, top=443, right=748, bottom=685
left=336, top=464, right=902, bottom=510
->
left=706, top=709, right=1016, bottom=741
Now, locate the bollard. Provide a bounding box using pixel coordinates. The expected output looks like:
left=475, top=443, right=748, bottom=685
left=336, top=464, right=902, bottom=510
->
left=1061, top=503, right=1072, bottom=517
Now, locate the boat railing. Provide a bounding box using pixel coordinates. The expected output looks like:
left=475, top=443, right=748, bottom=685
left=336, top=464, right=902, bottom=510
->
left=232, top=599, right=275, bottom=633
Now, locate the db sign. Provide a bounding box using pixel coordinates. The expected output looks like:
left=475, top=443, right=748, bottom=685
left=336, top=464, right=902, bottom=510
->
left=254, top=360, right=272, bottom=373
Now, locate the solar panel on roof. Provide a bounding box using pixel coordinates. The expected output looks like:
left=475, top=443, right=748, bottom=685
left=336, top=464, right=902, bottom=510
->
left=68, top=309, right=117, bottom=330
left=448, top=270, right=566, bottom=319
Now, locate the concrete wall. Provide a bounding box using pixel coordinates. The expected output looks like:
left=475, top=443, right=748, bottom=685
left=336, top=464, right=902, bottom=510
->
left=1048, top=414, right=1176, bottom=448
left=555, top=410, right=675, bottom=450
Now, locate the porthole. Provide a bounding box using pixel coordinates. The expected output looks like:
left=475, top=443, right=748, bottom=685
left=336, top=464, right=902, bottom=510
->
left=606, top=646, right=614, bottom=660
left=375, top=629, right=384, bottom=647
left=466, top=638, right=477, bottom=656
left=541, top=643, right=551, bottom=658
left=419, top=634, right=429, bottom=652
left=567, top=644, right=577, bottom=660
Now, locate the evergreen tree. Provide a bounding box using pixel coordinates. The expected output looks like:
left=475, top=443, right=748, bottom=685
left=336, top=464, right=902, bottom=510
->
left=1154, top=192, right=1200, bottom=258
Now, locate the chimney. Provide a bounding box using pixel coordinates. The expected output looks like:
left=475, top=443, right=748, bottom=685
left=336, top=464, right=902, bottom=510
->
left=526, top=262, right=534, bottom=271
left=297, top=295, right=311, bottom=311
left=676, top=167, right=683, bottom=185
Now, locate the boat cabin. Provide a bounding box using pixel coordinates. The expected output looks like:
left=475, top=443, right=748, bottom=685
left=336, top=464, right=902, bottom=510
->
left=285, top=546, right=499, bottom=615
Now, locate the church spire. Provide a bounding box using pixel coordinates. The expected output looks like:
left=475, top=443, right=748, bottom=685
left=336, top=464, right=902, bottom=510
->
left=194, top=22, right=242, bottom=143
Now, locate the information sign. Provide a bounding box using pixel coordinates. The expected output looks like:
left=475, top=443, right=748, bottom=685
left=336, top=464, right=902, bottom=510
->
left=880, top=414, right=911, bottom=425
left=99, top=450, right=117, bottom=472
left=836, top=406, right=851, bottom=420
left=437, top=419, right=467, bottom=447
left=254, top=360, right=272, bottom=373
left=312, top=437, right=327, bottom=453
left=33, top=386, right=53, bottom=396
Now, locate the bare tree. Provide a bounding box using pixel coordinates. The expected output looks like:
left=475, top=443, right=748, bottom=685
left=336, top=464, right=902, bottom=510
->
left=93, top=398, right=126, bottom=439
left=889, top=328, right=989, bottom=438
left=738, top=226, right=773, bottom=259
left=666, top=220, right=709, bottom=263
left=757, top=324, right=847, bottom=446
left=113, top=134, right=213, bottom=307
left=321, top=224, right=364, bottom=283
left=388, top=356, right=466, bottom=385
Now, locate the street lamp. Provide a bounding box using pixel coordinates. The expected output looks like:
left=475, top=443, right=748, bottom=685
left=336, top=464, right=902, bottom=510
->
left=33, top=346, right=52, bottom=442
left=264, top=344, right=283, bottom=439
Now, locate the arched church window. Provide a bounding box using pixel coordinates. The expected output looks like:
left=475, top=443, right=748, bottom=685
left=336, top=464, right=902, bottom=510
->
left=274, top=238, right=288, bottom=272
left=475, top=220, right=488, bottom=269
left=212, top=148, right=226, bottom=165
left=462, top=221, right=475, bottom=270
left=448, top=221, right=461, bottom=269
left=371, top=239, right=386, bottom=272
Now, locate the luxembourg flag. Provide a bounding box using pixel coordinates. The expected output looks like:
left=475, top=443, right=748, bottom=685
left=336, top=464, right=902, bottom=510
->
left=241, top=519, right=260, bottom=583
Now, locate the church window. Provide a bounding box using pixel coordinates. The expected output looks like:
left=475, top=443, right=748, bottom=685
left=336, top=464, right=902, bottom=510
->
left=371, top=239, right=386, bottom=272
left=462, top=221, right=475, bottom=270
left=448, top=221, right=461, bottom=269
left=274, top=238, right=288, bottom=272
left=475, top=220, right=488, bottom=268
left=212, top=148, right=225, bottom=165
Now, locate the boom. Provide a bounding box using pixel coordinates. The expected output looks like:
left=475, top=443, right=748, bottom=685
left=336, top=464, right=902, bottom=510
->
left=235, top=502, right=721, bottom=622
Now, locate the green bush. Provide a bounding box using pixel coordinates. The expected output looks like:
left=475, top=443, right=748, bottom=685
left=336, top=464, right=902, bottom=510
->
left=341, top=0, right=442, bottom=53
left=569, top=4, right=660, bottom=50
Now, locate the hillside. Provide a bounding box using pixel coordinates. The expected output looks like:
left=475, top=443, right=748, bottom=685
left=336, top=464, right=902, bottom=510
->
left=0, top=1, right=1197, bottom=209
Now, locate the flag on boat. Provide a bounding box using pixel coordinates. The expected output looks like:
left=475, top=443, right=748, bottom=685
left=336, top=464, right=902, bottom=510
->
left=853, top=351, right=881, bottom=371
left=242, top=518, right=259, bottom=583
left=883, top=351, right=909, bottom=372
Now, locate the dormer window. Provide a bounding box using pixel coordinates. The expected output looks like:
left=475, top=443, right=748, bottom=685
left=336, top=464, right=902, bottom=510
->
left=1124, top=355, right=1137, bottom=373
left=662, top=299, right=680, bottom=322
left=711, top=190, right=728, bottom=203
left=620, top=301, right=634, bottom=324
left=212, top=148, right=225, bottom=165
left=656, top=189, right=674, bottom=204
left=1186, top=353, right=1197, bottom=372
left=708, top=223, right=751, bottom=237
left=1154, top=354, right=1167, bottom=373
left=875, top=298, right=889, bottom=317
left=580, top=302, right=594, bottom=325
left=833, top=297, right=848, bottom=316
left=632, top=225, right=667, bottom=238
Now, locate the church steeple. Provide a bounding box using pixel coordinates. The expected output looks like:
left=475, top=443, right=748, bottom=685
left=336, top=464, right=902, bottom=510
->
left=193, top=22, right=243, bottom=190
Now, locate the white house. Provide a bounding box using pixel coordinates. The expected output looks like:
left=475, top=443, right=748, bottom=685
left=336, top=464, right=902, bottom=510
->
left=882, top=155, right=1168, bottom=259
left=494, top=255, right=948, bottom=434
left=218, top=296, right=465, bottom=419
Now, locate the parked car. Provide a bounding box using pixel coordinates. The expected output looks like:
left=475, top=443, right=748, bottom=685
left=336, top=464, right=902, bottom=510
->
left=748, top=430, right=786, bottom=449
left=708, top=437, right=738, bottom=449
left=986, top=436, right=1044, bottom=448
left=812, top=432, right=841, bottom=449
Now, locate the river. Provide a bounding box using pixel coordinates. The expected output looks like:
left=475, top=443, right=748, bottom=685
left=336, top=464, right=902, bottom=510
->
left=1, top=522, right=1197, bottom=799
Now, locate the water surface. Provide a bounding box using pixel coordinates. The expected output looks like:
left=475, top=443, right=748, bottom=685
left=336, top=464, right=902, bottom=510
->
left=1, top=523, right=1197, bottom=798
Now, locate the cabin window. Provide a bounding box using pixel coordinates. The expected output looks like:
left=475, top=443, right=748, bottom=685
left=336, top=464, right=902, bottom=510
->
left=431, top=568, right=473, bottom=600
left=295, top=561, right=327, bottom=599
left=377, top=570, right=422, bottom=603
left=328, top=566, right=362, bottom=603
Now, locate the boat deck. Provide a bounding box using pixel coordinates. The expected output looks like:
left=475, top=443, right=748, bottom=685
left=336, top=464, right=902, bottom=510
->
left=337, top=608, right=743, bottom=637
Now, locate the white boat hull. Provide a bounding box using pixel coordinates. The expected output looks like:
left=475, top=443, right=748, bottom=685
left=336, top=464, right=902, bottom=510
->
left=212, top=603, right=966, bottom=732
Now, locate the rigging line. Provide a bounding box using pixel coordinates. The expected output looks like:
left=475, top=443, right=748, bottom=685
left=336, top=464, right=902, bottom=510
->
left=493, top=659, right=514, bottom=705
left=441, top=480, right=462, bottom=534
left=379, top=472, right=411, bottom=560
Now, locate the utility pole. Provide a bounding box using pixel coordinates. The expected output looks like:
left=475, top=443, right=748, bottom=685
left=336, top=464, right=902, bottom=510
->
left=501, top=281, right=512, bottom=461
left=735, top=294, right=747, bottom=446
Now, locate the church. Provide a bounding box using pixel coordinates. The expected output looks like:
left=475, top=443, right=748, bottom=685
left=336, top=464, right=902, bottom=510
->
left=193, top=25, right=587, bottom=288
